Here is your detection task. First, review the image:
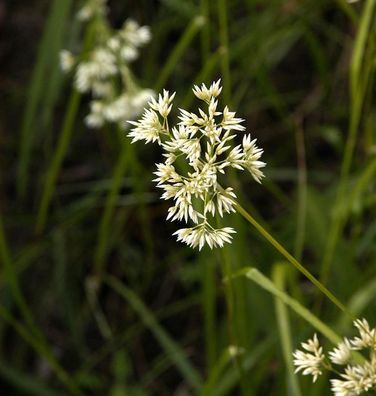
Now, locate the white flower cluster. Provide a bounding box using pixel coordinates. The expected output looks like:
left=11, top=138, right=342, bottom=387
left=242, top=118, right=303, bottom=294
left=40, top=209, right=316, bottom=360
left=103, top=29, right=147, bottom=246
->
left=77, top=0, right=108, bottom=22
left=128, top=80, right=266, bottom=250
left=293, top=334, right=324, bottom=383
left=293, top=319, right=376, bottom=396
left=60, top=2, right=153, bottom=129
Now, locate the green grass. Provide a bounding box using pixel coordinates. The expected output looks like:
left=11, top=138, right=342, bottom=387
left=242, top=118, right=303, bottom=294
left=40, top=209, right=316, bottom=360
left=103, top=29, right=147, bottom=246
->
left=2, top=0, right=376, bottom=394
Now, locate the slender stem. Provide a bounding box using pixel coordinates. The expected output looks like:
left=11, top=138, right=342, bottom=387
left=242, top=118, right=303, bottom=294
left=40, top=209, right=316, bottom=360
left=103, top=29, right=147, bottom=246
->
left=94, top=137, right=131, bottom=276
left=294, top=121, right=307, bottom=261
left=272, top=264, right=302, bottom=396
left=216, top=216, right=249, bottom=395
left=0, top=216, right=82, bottom=395
left=155, top=16, right=205, bottom=92
left=217, top=0, right=231, bottom=105
left=320, top=0, right=375, bottom=285
left=35, top=89, right=81, bottom=233
left=201, top=257, right=217, bottom=371
left=200, top=0, right=210, bottom=62
left=35, top=21, right=97, bottom=233
left=234, top=201, right=351, bottom=316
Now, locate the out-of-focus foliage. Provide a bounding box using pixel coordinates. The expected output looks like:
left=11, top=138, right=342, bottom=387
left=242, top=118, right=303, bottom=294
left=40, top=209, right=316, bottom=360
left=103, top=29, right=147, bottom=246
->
left=0, top=0, right=375, bottom=395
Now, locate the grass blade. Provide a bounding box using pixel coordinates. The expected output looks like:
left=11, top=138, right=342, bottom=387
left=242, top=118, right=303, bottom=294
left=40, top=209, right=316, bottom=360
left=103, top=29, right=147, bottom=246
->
left=155, top=15, right=205, bottom=91
left=17, top=0, right=73, bottom=199
left=231, top=267, right=341, bottom=344
left=105, top=275, right=203, bottom=392
left=272, top=263, right=301, bottom=396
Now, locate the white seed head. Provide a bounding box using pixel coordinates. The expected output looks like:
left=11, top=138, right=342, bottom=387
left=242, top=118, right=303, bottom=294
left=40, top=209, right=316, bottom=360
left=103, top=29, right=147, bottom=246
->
left=329, top=339, right=352, bottom=365
left=193, top=79, right=222, bottom=102
left=351, top=318, right=376, bottom=350
left=293, top=334, right=324, bottom=383
left=77, top=0, right=108, bottom=21
left=128, top=80, right=266, bottom=249
left=60, top=50, right=75, bottom=73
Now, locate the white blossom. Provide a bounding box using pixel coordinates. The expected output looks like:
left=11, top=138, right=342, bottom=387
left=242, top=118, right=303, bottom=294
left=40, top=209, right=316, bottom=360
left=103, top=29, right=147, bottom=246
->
left=293, top=334, right=324, bottom=383
left=350, top=318, right=376, bottom=350
left=174, top=224, right=235, bottom=250
left=128, top=109, right=164, bottom=144
left=193, top=80, right=222, bottom=102
left=59, top=50, right=75, bottom=72
left=329, top=339, right=352, bottom=365
left=77, top=0, right=108, bottom=21
left=62, top=12, right=153, bottom=129
left=128, top=80, right=266, bottom=249
left=294, top=319, right=376, bottom=395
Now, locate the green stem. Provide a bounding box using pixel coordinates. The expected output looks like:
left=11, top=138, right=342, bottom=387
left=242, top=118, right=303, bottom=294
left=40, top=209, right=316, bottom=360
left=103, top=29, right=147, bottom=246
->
left=0, top=306, right=83, bottom=396
left=17, top=0, right=74, bottom=200
left=155, top=16, right=205, bottom=92
left=94, top=138, right=131, bottom=276
left=35, top=21, right=97, bottom=233
left=217, top=0, right=231, bottom=105
left=234, top=201, right=350, bottom=316
left=319, top=0, right=375, bottom=285
left=294, top=122, right=307, bottom=261
left=216, top=216, right=248, bottom=395
left=200, top=0, right=211, bottom=62
left=201, top=256, right=217, bottom=371
left=272, top=264, right=301, bottom=396
left=35, top=89, right=80, bottom=233
left=0, top=217, right=82, bottom=395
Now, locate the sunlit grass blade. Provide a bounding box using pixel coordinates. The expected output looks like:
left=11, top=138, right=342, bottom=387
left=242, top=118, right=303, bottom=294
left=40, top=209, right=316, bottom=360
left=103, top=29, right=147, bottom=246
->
left=105, top=275, right=203, bottom=392
left=231, top=267, right=341, bottom=344
left=234, top=201, right=349, bottom=315
left=272, top=263, right=301, bottom=396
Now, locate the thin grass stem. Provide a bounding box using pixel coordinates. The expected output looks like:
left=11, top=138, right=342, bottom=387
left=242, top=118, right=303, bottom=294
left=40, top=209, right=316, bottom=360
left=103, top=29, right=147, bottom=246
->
left=217, top=0, right=231, bottom=105
left=234, top=201, right=350, bottom=315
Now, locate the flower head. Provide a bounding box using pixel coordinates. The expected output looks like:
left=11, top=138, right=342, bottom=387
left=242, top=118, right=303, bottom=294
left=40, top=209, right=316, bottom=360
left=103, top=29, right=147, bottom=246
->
left=293, top=334, right=325, bottom=382
left=294, top=319, right=376, bottom=395
left=77, top=0, right=108, bottom=21
left=62, top=14, right=153, bottom=129
left=329, top=339, right=352, bottom=365
left=128, top=80, right=266, bottom=249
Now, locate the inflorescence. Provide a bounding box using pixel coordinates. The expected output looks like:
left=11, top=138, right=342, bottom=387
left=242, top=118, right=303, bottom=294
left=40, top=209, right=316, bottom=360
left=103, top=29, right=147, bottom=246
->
left=128, top=80, right=266, bottom=250
left=293, top=319, right=376, bottom=396
left=60, top=0, right=154, bottom=129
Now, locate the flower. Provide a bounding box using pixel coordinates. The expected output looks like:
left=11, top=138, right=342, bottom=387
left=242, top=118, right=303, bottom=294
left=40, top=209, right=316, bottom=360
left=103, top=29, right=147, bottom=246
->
left=128, top=80, right=266, bottom=249
left=293, top=334, right=325, bottom=382
left=330, top=363, right=376, bottom=396
left=77, top=0, right=108, bottom=21
left=62, top=12, right=153, bottom=129
left=294, top=319, right=376, bottom=395
left=350, top=318, right=376, bottom=350
left=59, top=50, right=75, bottom=72
left=329, top=339, right=352, bottom=365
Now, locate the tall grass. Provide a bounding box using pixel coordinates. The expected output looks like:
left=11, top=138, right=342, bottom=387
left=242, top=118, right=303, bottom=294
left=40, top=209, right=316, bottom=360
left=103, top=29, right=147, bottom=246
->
left=1, top=0, right=375, bottom=394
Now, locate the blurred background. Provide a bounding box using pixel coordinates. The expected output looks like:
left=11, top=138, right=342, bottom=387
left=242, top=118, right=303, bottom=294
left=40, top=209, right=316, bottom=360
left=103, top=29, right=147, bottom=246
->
left=1, top=0, right=375, bottom=395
